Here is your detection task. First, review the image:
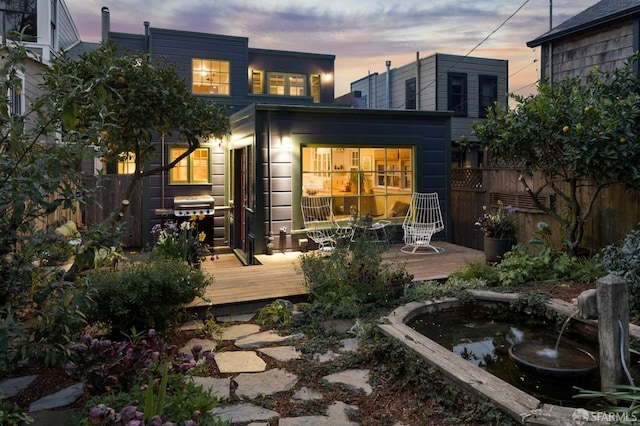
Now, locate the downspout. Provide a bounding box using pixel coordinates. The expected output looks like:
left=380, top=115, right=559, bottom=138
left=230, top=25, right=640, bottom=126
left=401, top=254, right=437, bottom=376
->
left=161, top=132, right=165, bottom=209
left=267, top=111, right=273, bottom=237
left=548, top=1, right=553, bottom=85
left=386, top=60, right=391, bottom=109
left=144, top=21, right=150, bottom=55
left=416, top=52, right=421, bottom=110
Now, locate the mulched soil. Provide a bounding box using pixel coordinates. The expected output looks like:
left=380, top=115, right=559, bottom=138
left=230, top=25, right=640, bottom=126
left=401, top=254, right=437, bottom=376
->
left=7, top=279, right=596, bottom=425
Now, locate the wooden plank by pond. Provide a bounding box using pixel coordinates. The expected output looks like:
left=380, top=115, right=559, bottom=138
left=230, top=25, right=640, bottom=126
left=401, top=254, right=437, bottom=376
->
left=194, top=242, right=485, bottom=308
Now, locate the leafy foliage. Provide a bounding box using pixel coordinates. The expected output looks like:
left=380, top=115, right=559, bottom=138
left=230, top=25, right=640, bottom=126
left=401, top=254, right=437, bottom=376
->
left=597, top=227, right=640, bottom=319
left=298, top=229, right=413, bottom=319
left=474, top=200, right=517, bottom=240
left=474, top=56, right=640, bottom=253
left=85, top=259, right=210, bottom=334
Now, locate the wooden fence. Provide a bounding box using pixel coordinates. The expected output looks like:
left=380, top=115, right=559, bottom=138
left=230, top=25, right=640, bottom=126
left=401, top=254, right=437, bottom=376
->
left=451, top=168, right=640, bottom=253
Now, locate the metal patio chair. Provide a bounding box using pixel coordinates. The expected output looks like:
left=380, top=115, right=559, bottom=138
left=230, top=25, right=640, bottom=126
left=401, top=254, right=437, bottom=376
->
left=401, top=192, right=445, bottom=254
left=301, top=196, right=353, bottom=252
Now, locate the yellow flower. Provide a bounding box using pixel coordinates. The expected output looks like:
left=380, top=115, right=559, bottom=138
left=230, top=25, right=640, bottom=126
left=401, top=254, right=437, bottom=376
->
left=198, top=232, right=206, bottom=242
left=189, top=215, right=197, bottom=222
left=198, top=213, right=205, bottom=221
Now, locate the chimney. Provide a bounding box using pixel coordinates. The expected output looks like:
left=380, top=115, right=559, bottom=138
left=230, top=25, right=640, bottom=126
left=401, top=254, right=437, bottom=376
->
left=144, top=21, right=150, bottom=53
left=101, top=7, right=110, bottom=42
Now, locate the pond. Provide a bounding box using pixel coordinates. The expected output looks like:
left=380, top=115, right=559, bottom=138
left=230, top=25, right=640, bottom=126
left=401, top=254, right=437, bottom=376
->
left=407, top=305, right=630, bottom=408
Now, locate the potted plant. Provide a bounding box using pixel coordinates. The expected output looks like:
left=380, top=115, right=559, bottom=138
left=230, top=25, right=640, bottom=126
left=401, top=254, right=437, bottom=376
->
left=475, top=200, right=517, bottom=262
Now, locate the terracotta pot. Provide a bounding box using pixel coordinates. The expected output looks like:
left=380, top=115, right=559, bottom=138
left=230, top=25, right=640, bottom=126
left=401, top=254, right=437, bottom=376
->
left=483, top=237, right=514, bottom=263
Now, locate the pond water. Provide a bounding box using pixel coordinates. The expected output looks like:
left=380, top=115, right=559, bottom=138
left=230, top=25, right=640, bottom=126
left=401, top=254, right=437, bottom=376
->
left=407, top=305, right=612, bottom=407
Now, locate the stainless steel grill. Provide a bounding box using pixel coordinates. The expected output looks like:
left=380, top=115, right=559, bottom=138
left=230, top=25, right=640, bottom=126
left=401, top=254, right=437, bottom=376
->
left=173, top=195, right=215, bottom=217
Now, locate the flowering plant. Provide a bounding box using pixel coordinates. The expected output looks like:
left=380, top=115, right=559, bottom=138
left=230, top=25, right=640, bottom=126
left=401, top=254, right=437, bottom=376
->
left=150, top=215, right=209, bottom=265
left=475, top=200, right=517, bottom=240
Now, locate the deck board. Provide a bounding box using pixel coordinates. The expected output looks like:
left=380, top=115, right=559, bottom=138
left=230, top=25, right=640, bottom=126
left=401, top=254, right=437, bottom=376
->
left=194, top=242, right=485, bottom=308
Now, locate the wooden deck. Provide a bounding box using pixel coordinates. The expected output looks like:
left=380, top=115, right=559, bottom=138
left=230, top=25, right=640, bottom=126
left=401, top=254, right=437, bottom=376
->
left=191, top=242, right=484, bottom=313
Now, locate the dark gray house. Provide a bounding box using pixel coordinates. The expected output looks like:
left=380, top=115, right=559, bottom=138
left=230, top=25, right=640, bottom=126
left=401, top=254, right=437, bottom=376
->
left=82, top=8, right=453, bottom=262
left=527, top=0, right=640, bottom=83
left=228, top=104, right=451, bottom=263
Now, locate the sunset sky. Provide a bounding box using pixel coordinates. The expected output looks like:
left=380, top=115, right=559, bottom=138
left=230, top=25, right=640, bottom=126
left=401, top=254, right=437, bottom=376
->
left=65, top=0, right=601, bottom=99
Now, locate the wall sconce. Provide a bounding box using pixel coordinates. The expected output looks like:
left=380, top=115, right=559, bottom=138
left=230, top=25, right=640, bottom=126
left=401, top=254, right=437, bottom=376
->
left=281, top=136, right=291, bottom=149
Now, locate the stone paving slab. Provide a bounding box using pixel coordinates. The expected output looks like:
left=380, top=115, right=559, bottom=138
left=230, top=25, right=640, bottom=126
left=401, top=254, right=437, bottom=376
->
left=214, top=351, right=266, bottom=373
left=258, top=345, right=301, bottom=361
left=235, top=368, right=298, bottom=398
left=339, top=337, right=359, bottom=353
left=179, top=319, right=205, bottom=331
left=210, top=403, right=280, bottom=424
left=29, top=382, right=84, bottom=412
left=314, top=350, right=340, bottom=363
left=217, top=312, right=256, bottom=323
left=0, top=375, right=38, bottom=398
left=235, top=331, right=304, bottom=349
left=221, top=323, right=261, bottom=341
left=291, top=386, right=323, bottom=402
left=323, top=369, right=372, bottom=396
left=189, top=376, right=230, bottom=400
left=280, top=401, right=359, bottom=426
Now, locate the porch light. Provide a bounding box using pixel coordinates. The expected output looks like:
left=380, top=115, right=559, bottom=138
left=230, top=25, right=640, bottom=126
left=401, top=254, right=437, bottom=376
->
left=281, top=136, right=291, bottom=148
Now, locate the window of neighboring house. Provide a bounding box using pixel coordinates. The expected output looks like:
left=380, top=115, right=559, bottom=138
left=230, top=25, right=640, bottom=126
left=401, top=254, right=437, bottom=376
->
left=8, top=70, right=24, bottom=116
left=268, top=72, right=307, bottom=97
left=302, top=146, right=413, bottom=219
left=310, top=74, right=320, bottom=103
left=117, top=152, right=136, bottom=174
left=447, top=72, right=467, bottom=116
left=192, top=59, right=230, bottom=95
left=405, top=78, right=416, bottom=110
left=478, top=75, right=498, bottom=118
left=1, top=0, right=38, bottom=41
left=169, top=147, right=211, bottom=184
left=251, top=70, right=263, bottom=94
left=50, top=0, right=57, bottom=49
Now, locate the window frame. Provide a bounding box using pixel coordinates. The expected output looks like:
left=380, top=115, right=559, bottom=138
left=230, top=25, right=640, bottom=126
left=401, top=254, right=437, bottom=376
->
left=310, top=74, right=321, bottom=103
left=267, top=72, right=307, bottom=97
left=447, top=72, right=467, bottom=117
left=169, top=147, right=211, bottom=184
left=405, top=77, right=416, bottom=110
left=251, top=69, right=263, bottom=94
left=192, top=58, right=230, bottom=96
left=478, top=74, right=498, bottom=118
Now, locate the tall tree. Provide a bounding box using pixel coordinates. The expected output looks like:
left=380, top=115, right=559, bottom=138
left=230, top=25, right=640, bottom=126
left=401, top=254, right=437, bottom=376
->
left=42, top=42, right=230, bottom=224
left=473, top=57, right=640, bottom=253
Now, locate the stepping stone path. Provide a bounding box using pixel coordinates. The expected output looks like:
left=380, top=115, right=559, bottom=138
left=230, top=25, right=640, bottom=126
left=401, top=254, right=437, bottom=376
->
left=4, top=313, right=376, bottom=425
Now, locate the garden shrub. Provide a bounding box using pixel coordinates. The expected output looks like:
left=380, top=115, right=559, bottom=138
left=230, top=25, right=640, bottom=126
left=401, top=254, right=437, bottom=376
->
left=85, top=259, right=210, bottom=334
left=597, top=228, right=640, bottom=319
left=298, top=229, right=412, bottom=319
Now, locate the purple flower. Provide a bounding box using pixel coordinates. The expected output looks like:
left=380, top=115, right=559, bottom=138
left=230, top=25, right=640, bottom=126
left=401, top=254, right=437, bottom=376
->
left=88, top=404, right=108, bottom=419
left=149, top=415, right=163, bottom=426
left=148, top=329, right=156, bottom=338
left=119, top=405, right=138, bottom=422
left=191, top=410, right=201, bottom=421
left=183, top=420, right=196, bottom=426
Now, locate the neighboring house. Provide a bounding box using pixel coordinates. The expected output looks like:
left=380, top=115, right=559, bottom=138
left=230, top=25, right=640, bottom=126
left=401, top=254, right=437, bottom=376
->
left=1, top=0, right=81, bottom=63
left=527, top=0, right=640, bottom=83
left=348, top=53, right=508, bottom=168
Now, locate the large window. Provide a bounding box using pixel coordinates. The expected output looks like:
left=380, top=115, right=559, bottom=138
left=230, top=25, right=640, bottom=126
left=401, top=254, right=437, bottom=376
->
left=0, top=0, right=37, bottom=42
left=478, top=75, right=498, bottom=118
left=169, top=147, right=211, bottom=184
left=251, top=70, right=263, bottom=94
left=268, top=72, right=307, bottom=97
left=117, top=152, right=136, bottom=174
left=302, top=146, right=413, bottom=220
left=192, top=59, right=230, bottom=95
left=447, top=72, right=467, bottom=117
left=7, top=70, right=24, bottom=116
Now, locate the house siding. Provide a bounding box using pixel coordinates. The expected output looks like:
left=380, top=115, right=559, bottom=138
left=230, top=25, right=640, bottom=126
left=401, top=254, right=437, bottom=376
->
left=542, top=18, right=635, bottom=81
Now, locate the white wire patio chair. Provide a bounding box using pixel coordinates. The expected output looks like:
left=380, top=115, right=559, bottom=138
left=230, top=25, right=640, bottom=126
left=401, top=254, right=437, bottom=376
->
left=301, top=196, right=354, bottom=252
left=401, top=192, right=445, bottom=254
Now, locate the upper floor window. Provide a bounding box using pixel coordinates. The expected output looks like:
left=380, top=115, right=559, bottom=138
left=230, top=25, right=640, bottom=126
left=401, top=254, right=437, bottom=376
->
left=405, top=78, right=416, bottom=110
left=0, top=0, right=37, bottom=42
left=268, top=72, right=306, bottom=97
left=478, top=75, right=498, bottom=118
left=251, top=70, right=263, bottom=94
left=169, top=147, right=211, bottom=184
left=192, top=59, right=230, bottom=95
left=311, top=74, right=320, bottom=103
left=447, top=72, right=467, bottom=117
